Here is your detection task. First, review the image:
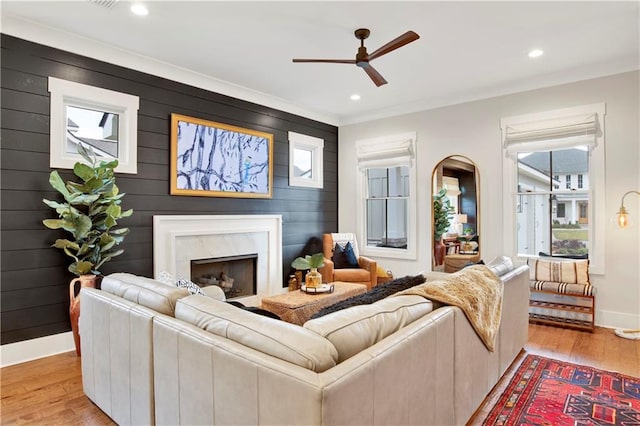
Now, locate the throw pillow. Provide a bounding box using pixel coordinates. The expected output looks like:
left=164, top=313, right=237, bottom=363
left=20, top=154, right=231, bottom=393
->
left=311, top=274, right=426, bottom=319
left=333, top=242, right=359, bottom=269
left=176, top=278, right=206, bottom=296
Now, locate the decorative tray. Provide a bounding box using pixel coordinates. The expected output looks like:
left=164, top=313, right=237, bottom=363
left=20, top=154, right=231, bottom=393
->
left=300, top=284, right=335, bottom=294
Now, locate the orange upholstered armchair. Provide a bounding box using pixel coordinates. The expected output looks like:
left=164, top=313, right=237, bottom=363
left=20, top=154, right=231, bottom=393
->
left=319, top=233, right=378, bottom=290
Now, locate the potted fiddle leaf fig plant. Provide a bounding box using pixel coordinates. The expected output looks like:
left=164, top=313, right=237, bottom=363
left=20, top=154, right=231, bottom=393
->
left=42, top=143, right=132, bottom=355
left=433, top=188, right=454, bottom=266
left=291, top=253, right=325, bottom=288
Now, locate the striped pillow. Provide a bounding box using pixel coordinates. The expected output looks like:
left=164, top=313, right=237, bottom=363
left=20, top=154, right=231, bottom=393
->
left=528, top=258, right=590, bottom=285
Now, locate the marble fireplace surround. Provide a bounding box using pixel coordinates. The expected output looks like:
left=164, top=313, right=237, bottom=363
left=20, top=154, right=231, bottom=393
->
left=153, top=215, right=283, bottom=306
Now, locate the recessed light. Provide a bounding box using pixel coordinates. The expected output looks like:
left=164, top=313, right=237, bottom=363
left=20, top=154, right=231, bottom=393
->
left=131, top=3, right=149, bottom=16
left=350, top=94, right=361, bottom=101
left=528, top=49, right=544, bottom=58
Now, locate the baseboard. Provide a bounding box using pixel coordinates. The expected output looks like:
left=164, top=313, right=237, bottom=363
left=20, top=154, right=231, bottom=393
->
left=1, top=332, right=75, bottom=367
left=595, top=309, right=640, bottom=330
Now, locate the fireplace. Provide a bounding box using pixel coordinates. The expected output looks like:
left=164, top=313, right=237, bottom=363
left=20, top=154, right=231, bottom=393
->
left=153, top=215, right=284, bottom=305
left=191, top=254, right=257, bottom=299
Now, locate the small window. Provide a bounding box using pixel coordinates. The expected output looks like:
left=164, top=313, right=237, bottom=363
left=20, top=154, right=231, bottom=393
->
left=556, top=203, right=566, bottom=218
left=288, top=132, right=324, bottom=188
left=565, top=175, right=571, bottom=189
left=48, top=77, right=139, bottom=174
left=578, top=174, right=584, bottom=189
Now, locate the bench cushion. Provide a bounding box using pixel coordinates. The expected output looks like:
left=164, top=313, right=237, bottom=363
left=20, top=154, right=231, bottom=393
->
left=528, top=258, right=590, bottom=285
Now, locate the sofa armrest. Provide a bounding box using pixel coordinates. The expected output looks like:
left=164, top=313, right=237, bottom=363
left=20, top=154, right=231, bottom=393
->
left=358, top=256, right=378, bottom=288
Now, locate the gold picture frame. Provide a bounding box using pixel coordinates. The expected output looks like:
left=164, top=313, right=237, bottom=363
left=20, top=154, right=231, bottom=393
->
left=170, top=113, right=273, bottom=198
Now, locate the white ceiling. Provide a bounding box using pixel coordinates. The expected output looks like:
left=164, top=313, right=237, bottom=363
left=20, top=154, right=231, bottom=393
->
left=2, top=1, right=639, bottom=125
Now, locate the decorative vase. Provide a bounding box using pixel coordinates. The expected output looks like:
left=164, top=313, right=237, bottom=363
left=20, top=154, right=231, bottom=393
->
left=295, top=270, right=303, bottom=289
left=305, top=268, right=322, bottom=288
left=69, top=274, right=101, bottom=356
left=434, top=238, right=446, bottom=266
left=288, top=275, right=298, bottom=291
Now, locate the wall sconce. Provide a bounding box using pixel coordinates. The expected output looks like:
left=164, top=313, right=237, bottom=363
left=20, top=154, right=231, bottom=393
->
left=614, top=190, right=639, bottom=228
left=613, top=190, right=640, bottom=339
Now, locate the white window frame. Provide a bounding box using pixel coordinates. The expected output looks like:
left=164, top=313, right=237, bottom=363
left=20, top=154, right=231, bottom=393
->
left=356, top=132, right=417, bottom=260
left=48, top=77, right=139, bottom=174
left=288, top=131, right=324, bottom=189
left=501, top=103, right=606, bottom=274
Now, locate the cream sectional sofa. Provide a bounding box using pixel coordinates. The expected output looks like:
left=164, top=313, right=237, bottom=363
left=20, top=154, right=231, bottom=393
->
left=80, top=258, right=529, bottom=425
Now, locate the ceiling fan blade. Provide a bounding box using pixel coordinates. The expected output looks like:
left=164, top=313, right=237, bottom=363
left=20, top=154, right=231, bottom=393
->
left=367, top=31, right=420, bottom=61
left=292, top=59, right=356, bottom=64
left=362, top=63, right=387, bottom=87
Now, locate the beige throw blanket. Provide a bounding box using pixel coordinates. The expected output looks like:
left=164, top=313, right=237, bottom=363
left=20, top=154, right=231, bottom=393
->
left=395, top=265, right=503, bottom=351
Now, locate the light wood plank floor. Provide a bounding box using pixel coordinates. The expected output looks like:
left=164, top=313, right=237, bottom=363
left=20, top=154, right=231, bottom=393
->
left=1, top=324, right=638, bottom=425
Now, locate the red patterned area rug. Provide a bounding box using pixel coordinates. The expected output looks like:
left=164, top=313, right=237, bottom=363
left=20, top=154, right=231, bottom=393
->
left=482, top=354, right=640, bottom=425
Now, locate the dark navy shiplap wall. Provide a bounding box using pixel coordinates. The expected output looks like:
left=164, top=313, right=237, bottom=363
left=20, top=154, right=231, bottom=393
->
left=0, top=34, right=338, bottom=345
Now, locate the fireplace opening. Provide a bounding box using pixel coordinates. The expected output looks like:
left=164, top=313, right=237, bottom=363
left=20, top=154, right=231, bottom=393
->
left=191, top=254, right=257, bottom=300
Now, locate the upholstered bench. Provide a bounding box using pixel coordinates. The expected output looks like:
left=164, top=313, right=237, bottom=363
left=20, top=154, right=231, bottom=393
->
left=527, top=258, right=594, bottom=332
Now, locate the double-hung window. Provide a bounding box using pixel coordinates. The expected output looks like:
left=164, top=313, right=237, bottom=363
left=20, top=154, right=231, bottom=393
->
left=356, top=133, right=417, bottom=259
left=501, top=103, right=606, bottom=274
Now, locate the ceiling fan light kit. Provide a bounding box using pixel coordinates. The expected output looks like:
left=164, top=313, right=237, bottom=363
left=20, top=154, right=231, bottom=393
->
left=293, top=28, right=420, bottom=87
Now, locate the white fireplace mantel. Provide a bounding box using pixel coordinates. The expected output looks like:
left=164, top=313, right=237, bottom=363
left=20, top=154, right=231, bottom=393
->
left=153, top=215, right=283, bottom=305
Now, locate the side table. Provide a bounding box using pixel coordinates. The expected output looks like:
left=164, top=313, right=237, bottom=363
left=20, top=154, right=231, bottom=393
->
left=261, top=282, right=367, bottom=325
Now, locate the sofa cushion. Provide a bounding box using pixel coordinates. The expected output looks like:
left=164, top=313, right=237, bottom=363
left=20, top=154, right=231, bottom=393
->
left=486, top=256, right=514, bottom=277
left=332, top=242, right=359, bottom=269
left=175, top=295, right=338, bottom=373
left=304, top=295, right=433, bottom=362
left=175, top=278, right=207, bottom=296
left=101, top=272, right=189, bottom=316
left=311, top=274, right=426, bottom=319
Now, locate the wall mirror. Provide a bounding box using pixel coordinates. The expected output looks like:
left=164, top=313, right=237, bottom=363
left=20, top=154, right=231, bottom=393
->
left=432, top=155, right=480, bottom=272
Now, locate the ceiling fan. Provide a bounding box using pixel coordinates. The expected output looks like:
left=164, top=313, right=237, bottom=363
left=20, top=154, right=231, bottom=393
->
left=292, top=28, right=420, bottom=87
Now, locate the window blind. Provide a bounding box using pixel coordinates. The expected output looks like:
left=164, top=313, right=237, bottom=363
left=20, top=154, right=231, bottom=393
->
left=504, top=112, right=598, bottom=155
left=356, top=133, right=415, bottom=169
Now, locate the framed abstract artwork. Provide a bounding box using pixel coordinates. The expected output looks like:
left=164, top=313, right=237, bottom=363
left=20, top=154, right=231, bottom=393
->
left=170, top=114, right=273, bottom=198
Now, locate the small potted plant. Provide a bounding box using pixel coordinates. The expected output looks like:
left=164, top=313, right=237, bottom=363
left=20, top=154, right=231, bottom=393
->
left=433, top=188, right=454, bottom=265
left=43, top=144, right=132, bottom=355
left=291, top=253, right=325, bottom=288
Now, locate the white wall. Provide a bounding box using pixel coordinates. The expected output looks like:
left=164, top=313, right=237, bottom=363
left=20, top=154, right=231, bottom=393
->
left=339, top=71, right=640, bottom=330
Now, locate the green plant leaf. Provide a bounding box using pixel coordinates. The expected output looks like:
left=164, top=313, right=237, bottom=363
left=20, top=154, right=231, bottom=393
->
left=53, top=239, right=80, bottom=251
left=308, top=253, right=325, bottom=268
left=291, top=257, right=311, bottom=270
left=73, top=162, right=95, bottom=182
left=119, top=208, right=133, bottom=218
left=68, top=193, right=101, bottom=205
left=69, top=261, right=94, bottom=276
left=43, top=219, right=66, bottom=229
left=71, top=215, right=92, bottom=240
left=106, top=204, right=121, bottom=218
left=48, top=171, right=70, bottom=198
left=110, top=228, right=129, bottom=235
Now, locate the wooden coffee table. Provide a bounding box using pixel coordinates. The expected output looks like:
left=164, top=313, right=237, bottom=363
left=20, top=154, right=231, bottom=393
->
left=261, top=282, right=367, bottom=325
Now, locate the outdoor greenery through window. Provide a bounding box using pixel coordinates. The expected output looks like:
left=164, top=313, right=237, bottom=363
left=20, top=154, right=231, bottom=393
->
left=366, top=166, right=409, bottom=249
left=516, top=146, right=589, bottom=257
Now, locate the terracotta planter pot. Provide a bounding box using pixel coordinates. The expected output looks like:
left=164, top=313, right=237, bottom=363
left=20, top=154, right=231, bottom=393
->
left=69, top=274, right=101, bottom=356
left=434, top=239, right=446, bottom=266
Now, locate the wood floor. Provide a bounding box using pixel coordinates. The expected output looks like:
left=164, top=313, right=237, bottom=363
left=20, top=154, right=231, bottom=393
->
left=1, top=324, right=638, bottom=425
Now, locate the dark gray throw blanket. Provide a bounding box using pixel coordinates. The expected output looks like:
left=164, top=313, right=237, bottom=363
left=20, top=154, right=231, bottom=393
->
left=310, top=274, right=426, bottom=319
